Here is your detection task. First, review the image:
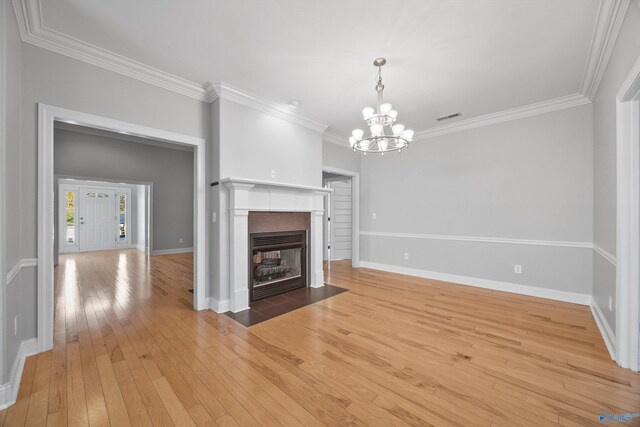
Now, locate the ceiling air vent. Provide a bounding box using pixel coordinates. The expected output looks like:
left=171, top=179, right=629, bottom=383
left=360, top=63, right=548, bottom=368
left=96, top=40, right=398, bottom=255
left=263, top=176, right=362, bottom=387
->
left=436, top=112, right=462, bottom=122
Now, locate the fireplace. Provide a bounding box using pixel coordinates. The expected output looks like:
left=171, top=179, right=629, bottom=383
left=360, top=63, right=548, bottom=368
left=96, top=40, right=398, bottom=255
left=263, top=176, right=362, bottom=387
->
left=249, top=230, right=307, bottom=301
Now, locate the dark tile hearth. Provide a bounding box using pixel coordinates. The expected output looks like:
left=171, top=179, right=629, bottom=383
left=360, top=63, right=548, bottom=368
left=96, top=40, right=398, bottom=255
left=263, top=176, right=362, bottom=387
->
left=224, top=284, right=347, bottom=327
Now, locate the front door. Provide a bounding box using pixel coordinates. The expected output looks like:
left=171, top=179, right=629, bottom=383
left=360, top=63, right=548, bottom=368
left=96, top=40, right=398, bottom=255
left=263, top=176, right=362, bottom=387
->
left=78, top=188, right=116, bottom=252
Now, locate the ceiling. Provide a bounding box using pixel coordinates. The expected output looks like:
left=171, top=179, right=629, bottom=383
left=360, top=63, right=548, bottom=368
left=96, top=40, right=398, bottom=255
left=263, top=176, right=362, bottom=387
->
left=34, top=0, right=601, bottom=138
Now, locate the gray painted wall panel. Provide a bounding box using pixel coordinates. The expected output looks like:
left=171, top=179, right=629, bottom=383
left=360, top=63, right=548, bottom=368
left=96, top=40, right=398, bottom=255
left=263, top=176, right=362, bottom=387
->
left=322, top=141, right=361, bottom=173
left=54, top=129, right=194, bottom=251
left=360, top=104, right=593, bottom=294
left=592, top=5, right=640, bottom=333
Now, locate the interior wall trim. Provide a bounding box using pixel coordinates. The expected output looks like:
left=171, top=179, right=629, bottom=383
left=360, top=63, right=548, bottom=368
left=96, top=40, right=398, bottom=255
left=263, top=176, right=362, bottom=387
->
left=581, top=0, right=631, bottom=100
left=151, top=247, right=194, bottom=256
left=207, top=297, right=230, bottom=313
left=593, top=243, right=617, bottom=265
left=590, top=297, right=617, bottom=361
left=207, top=82, right=329, bottom=133
left=359, top=261, right=592, bottom=305
left=12, top=0, right=620, bottom=144
left=360, top=230, right=593, bottom=249
left=11, top=0, right=328, bottom=134
left=0, top=338, right=38, bottom=410
left=5, top=258, right=38, bottom=284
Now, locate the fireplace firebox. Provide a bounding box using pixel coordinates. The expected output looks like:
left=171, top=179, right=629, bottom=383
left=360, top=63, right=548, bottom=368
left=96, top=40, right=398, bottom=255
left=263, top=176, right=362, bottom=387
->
left=249, top=230, right=307, bottom=301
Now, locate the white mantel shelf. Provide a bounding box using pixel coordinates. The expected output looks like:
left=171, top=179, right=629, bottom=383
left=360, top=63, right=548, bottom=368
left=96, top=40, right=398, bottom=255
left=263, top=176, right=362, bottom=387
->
left=219, top=176, right=329, bottom=313
left=218, top=177, right=332, bottom=194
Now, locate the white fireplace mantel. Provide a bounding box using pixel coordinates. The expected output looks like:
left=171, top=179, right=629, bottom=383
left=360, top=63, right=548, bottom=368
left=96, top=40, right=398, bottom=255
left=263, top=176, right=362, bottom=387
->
left=221, top=177, right=331, bottom=312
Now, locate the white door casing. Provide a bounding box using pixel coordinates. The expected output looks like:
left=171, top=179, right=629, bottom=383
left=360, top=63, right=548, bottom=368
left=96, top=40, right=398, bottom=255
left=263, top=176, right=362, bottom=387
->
left=329, top=179, right=352, bottom=260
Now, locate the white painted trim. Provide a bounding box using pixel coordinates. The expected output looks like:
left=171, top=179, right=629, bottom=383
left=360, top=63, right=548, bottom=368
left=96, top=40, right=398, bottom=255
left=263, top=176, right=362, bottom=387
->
left=151, top=247, right=193, bottom=256
left=134, top=244, right=148, bottom=252
left=323, top=166, right=360, bottom=268
left=38, top=104, right=208, bottom=354
left=207, top=297, right=230, bottom=313
left=0, top=338, right=39, bottom=410
left=414, top=93, right=591, bottom=141
left=208, top=82, right=328, bottom=133
left=323, top=131, right=348, bottom=147
left=593, top=244, right=617, bottom=265
left=615, top=52, right=640, bottom=371
left=581, top=0, right=631, bottom=100
left=590, top=297, right=617, bottom=361
left=359, top=261, right=592, bottom=305
left=360, top=230, right=593, bottom=249
left=6, top=258, right=38, bottom=284
left=11, top=0, right=208, bottom=100
left=219, top=177, right=331, bottom=194
left=11, top=1, right=328, bottom=134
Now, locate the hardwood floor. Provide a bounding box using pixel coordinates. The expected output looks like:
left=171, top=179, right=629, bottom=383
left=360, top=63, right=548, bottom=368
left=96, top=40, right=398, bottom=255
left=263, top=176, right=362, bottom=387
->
left=1, top=249, right=639, bottom=426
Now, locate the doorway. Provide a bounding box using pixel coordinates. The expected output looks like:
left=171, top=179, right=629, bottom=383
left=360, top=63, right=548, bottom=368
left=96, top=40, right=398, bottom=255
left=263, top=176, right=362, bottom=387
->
left=38, top=104, right=207, bottom=353
left=322, top=166, right=360, bottom=269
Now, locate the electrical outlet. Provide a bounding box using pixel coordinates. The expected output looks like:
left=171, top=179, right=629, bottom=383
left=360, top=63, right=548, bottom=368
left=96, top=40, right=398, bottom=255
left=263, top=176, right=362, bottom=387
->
left=404, top=252, right=409, bottom=260
left=179, top=238, right=184, bottom=244
left=14, top=316, right=17, bottom=336
left=372, top=212, right=377, bottom=220
left=514, top=265, right=522, bottom=274
left=608, top=296, right=613, bottom=312
left=270, top=170, right=277, bottom=178
left=212, top=211, right=217, bottom=223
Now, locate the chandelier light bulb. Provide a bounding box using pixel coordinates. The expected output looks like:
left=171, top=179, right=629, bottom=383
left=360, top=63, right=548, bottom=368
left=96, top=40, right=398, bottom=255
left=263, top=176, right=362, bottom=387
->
left=362, top=107, right=374, bottom=119
left=379, top=139, right=388, bottom=151
left=349, top=136, right=356, bottom=146
left=402, top=129, right=414, bottom=141
left=360, top=140, right=371, bottom=150
left=352, top=129, right=364, bottom=140
left=392, top=124, right=405, bottom=136
left=389, top=110, right=398, bottom=120
left=380, top=103, right=392, bottom=114
left=370, top=123, right=383, bottom=136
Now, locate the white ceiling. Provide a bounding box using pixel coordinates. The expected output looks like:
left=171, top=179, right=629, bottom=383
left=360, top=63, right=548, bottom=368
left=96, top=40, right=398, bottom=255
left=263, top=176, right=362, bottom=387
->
left=37, top=0, right=600, bottom=137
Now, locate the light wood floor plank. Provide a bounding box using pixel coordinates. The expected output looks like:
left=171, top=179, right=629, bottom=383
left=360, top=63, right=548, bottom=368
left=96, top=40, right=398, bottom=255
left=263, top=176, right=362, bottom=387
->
left=2, top=250, right=638, bottom=426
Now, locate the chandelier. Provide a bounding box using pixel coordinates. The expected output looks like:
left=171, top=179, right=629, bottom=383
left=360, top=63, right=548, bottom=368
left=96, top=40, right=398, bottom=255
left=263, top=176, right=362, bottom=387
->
left=349, top=58, right=414, bottom=155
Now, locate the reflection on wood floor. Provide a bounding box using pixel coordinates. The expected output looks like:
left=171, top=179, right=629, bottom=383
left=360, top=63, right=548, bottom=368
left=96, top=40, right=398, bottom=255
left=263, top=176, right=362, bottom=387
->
left=1, top=249, right=639, bottom=426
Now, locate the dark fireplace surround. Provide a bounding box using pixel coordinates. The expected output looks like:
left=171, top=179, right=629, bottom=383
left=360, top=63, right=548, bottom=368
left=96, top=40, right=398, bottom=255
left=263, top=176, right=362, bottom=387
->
left=248, top=212, right=310, bottom=302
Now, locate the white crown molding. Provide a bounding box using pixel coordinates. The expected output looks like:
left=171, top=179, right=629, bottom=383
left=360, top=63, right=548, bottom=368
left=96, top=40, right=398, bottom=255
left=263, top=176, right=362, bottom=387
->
left=323, top=131, right=349, bottom=147
left=360, top=230, right=593, bottom=249
left=208, top=82, right=329, bottom=133
left=580, top=0, right=631, bottom=100
left=413, top=93, right=591, bottom=141
left=593, top=243, right=617, bottom=265
left=11, top=0, right=329, bottom=134
left=11, top=0, right=209, bottom=101
left=359, top=261, right=592, bottom=305
left=6, top=258, right=38, bottom=285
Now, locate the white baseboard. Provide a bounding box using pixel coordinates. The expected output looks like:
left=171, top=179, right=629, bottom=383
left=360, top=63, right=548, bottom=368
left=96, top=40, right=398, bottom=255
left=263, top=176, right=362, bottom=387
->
left=151, top=247, right=193, bottom=256
left=359, top=261, right=592, bottom=305
left=207, top=297, right=229, bottom=313
left=589, top=298, right=617, bottom=361
left=0, top=338, right=39, bottom=410
left=134, top=244, right=148, bottom=252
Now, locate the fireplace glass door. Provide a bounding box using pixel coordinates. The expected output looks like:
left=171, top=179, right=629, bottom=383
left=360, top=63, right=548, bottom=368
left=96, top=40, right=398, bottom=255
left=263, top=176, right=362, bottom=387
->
left=250, top=231, right=307, bottom=301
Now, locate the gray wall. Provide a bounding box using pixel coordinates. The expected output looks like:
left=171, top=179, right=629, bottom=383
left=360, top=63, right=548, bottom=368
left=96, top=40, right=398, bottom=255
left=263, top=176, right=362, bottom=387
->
left=322, top=140, right=361, bottom=173
left=2, top=0, right=36, bottom=384
left=4, top=40, right=208, bottom=382
left=361, top=103, right=594, bottom=295
left=592, top=5, right=640, bottom=334
left=54, top=129, right=194, bottom=251
left=219, top=99, right=323, bottom=187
